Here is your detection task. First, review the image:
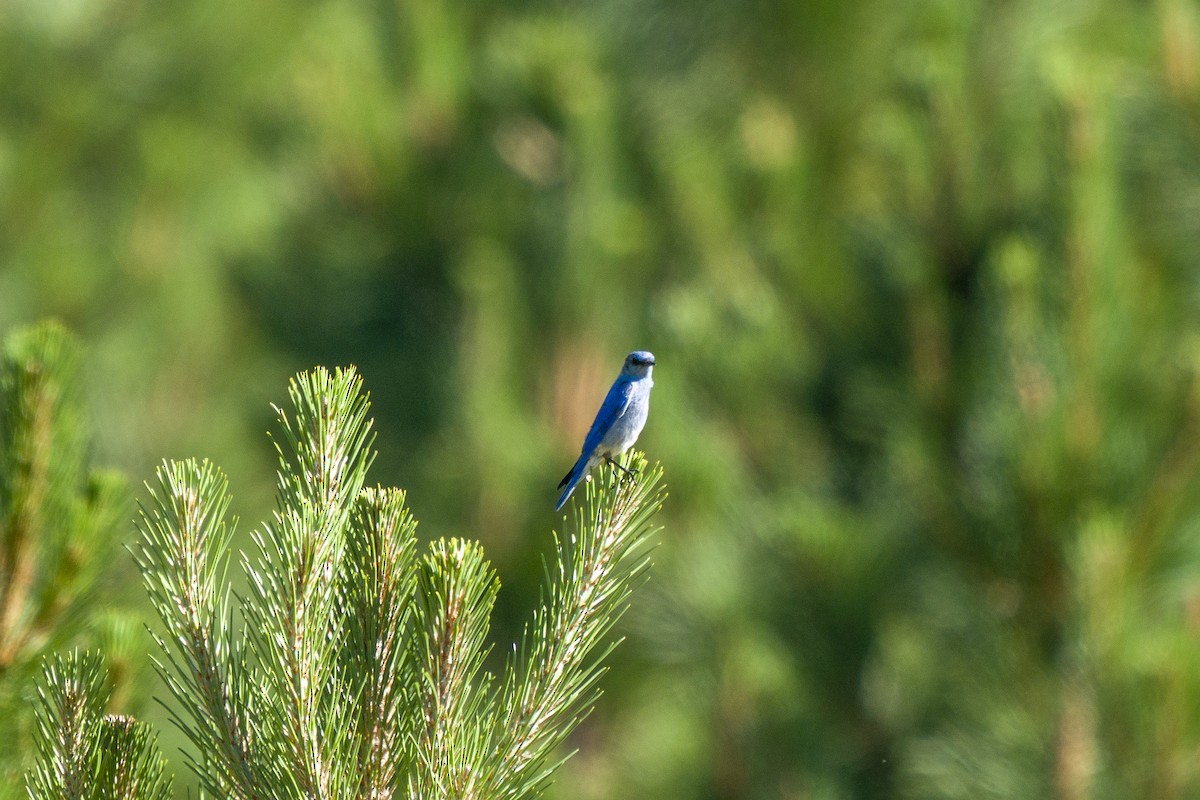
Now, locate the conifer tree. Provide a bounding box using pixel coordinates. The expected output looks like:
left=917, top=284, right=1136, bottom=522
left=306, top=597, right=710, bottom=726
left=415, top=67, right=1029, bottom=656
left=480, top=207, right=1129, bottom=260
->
left=27, top=365, right=664, bottom=798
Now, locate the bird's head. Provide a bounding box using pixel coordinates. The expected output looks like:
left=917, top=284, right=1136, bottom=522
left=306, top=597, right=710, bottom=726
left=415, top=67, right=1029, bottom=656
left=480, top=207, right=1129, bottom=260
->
left=622, top=350, right=656, bottom=379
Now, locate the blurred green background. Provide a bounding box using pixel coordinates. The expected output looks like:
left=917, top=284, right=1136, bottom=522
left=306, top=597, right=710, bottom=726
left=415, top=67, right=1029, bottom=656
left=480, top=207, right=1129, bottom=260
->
left=6, top=0, right=1200, bottom=797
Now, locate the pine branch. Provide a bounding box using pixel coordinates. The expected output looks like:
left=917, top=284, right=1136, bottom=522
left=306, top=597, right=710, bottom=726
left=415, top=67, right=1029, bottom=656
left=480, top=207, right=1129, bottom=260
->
left=483, top=456, right=665, bottom=799
left=96, top=715, right=172, bottom=800
left=339, top=486, right=419, bottom=798
left=409, top=538, right=500, bottom=800
left=27, top=651, right=105, bottom=800
left=0, top=321, right=86, bottom=667
left=133, top=459, right=262, bottom=800
left=241, top=366, right=374, bottom=799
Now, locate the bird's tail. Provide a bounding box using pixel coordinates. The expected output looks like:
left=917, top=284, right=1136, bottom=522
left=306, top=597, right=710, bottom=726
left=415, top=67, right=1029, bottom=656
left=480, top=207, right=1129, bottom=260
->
left=554, top=454, right=588, bottom=512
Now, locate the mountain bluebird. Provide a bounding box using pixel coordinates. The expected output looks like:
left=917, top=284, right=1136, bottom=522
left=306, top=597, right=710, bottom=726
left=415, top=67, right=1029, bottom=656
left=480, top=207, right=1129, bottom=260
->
left=555, top=350, right=655, bottom=511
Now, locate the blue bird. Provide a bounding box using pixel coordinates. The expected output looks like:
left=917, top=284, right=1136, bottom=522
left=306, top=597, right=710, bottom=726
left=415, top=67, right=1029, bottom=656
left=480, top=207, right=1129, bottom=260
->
left=556, top=350, right=656, bottom=511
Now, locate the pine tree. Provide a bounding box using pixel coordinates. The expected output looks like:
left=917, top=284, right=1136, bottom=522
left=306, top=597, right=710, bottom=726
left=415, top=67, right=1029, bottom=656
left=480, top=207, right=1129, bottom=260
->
left=28, top=365, right=664, bottom=798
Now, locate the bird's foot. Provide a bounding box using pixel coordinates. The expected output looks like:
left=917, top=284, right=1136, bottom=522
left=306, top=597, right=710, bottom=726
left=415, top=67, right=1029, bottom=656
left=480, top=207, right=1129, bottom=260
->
left=605, top=455, right=638, bottom=482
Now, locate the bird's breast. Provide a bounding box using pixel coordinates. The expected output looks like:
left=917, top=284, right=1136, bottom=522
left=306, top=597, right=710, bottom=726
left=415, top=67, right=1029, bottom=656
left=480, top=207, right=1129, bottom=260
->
left=600, top=385, right=651, bottom=453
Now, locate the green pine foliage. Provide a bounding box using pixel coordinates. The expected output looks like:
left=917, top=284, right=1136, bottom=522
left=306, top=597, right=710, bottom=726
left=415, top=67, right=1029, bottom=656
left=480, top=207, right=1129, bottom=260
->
left=27, top=650, right=171, bottom=800
left=0, top=321, right=136, bottom=793
left=15, top=2, right=1200, bottom=797
left=114, top=365, right=663, bottom=798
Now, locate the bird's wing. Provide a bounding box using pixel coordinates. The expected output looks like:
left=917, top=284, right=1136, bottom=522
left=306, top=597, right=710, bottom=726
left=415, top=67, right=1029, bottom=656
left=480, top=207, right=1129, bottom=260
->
left=580, top=380, right=634, bottom=456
